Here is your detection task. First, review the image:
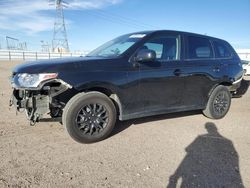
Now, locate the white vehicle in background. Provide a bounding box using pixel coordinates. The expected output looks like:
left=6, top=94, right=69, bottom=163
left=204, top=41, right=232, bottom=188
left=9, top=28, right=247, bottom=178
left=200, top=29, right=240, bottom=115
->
left=242, top=60, right=250, bottom=76
left=233, top=60, right=250, bottom=98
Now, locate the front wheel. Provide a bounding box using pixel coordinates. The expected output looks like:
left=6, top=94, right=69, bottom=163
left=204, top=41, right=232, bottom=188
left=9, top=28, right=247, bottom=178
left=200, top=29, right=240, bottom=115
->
left=62, top=92, right=117, bottom=143
left=203, top=85, right=231, bottom=119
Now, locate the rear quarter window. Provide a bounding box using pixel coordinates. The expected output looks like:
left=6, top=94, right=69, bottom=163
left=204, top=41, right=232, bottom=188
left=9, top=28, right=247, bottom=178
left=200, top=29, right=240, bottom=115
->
left=187, top=36, right=213, bottom=59
left=213, top=40, right=232, bottom=58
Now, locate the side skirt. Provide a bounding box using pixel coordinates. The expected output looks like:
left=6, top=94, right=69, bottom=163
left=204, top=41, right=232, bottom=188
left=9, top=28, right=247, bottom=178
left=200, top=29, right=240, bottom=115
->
left=119, top=105, right=205, bottom=121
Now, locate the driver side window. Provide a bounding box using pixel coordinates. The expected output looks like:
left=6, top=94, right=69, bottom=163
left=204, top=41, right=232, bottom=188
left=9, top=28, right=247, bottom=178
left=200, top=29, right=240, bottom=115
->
left=144, top=43, right=163, bottom=59
left=142, top=36, right=179, bottom=61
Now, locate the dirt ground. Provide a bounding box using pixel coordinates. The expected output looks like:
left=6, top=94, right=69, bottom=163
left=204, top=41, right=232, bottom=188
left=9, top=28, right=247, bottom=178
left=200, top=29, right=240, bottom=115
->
left=0, top=60, right=249, bottom=188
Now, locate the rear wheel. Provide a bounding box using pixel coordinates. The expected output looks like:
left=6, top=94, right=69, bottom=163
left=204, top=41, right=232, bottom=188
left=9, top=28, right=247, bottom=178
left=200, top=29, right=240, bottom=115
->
left=62, top=92, right=117, bottom=143
left=203, top=85, right=231, bottom=119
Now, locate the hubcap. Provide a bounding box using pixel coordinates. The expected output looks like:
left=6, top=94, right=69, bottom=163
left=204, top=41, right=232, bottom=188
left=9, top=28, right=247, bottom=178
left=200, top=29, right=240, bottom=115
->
left=213, top=91, right=229, bottom=115
left=75, top=103, right=109, bottom=135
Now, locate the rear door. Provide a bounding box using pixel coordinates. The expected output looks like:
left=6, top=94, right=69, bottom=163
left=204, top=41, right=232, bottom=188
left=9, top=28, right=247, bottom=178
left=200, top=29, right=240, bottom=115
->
left=181, top=35, right=220, bottom=108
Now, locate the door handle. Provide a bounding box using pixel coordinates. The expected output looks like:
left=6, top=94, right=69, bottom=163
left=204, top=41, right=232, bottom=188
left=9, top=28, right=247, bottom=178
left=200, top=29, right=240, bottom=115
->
left=174, top=69, right=182, bottom=76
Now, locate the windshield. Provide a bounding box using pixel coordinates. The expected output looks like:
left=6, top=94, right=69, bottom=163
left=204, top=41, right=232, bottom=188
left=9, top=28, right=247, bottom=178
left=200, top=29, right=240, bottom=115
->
left=87, top=33, right=147, bottom=57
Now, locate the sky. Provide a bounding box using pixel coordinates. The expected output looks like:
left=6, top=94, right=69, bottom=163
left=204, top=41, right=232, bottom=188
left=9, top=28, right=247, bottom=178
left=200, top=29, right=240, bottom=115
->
left=0, top=0, right=249, bottom=52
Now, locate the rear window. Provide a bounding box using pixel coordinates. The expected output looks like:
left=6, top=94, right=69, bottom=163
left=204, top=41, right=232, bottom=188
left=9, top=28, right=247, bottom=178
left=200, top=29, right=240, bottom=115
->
left=187, top=36, right=213, bottom=59
left=213, top=41, right=232, bottom=58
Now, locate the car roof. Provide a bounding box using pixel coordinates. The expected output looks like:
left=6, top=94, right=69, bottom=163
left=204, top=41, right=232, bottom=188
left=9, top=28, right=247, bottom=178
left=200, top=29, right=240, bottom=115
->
left=131, top=30, right=227, bottom=42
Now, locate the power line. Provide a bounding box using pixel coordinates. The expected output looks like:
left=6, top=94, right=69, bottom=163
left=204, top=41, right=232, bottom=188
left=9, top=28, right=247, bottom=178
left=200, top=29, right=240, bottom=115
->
left=95, top=9, right=160, bottom=29
left=93, top=10, right=150, bottom=29
left=83, top=10, right=144, bottom=30
left=83, top=9, right=160, bottom=31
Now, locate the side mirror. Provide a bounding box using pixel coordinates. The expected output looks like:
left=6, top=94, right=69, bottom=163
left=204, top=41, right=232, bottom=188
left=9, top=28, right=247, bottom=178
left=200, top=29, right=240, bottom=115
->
left=135, top=49, right=156, bottom=63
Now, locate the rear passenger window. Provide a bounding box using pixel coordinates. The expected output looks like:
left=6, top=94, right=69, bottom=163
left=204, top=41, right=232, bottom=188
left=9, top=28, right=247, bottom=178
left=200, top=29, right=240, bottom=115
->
left=187, top=36, right=213, bottom=59
left=213, top=41, right=231, bottom=58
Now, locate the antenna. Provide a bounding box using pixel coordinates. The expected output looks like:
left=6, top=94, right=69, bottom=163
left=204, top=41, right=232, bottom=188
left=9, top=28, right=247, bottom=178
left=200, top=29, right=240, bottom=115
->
left=49, top=0, right=70, bottom=52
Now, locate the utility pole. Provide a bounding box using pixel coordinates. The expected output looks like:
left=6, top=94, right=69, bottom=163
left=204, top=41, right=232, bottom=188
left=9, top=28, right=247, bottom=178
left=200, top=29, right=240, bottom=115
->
left=50, top=0, right=70, bottom=52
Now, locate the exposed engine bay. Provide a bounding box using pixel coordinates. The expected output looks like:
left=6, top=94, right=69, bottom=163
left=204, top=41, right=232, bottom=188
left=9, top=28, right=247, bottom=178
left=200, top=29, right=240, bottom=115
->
left=10, top=78, right=73, bottom=125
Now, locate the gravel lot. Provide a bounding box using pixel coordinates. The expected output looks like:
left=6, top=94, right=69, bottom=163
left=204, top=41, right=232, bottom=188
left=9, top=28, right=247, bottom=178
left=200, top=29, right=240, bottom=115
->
left=0, top=61, right=249, bottom=187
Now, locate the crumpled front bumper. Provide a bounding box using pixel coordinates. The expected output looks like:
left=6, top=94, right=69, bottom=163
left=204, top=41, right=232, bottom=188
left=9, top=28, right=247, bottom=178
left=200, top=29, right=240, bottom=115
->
left=10, top=89, right=50, bottom=124
left=10, top=74, right=72, bottom=124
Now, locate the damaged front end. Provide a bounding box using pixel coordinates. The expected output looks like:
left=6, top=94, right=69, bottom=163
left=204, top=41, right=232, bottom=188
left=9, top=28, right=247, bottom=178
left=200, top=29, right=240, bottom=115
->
left=10, top=73, right=72, bottom=125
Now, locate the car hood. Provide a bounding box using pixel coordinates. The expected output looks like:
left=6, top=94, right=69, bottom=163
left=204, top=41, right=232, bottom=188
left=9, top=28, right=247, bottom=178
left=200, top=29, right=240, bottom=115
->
left=12, top=56, right=118, bottom=74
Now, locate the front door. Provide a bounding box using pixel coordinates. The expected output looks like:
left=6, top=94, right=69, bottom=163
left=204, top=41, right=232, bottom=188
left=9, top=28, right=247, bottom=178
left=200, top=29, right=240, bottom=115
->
left=136, top=34, right=186, bottom=115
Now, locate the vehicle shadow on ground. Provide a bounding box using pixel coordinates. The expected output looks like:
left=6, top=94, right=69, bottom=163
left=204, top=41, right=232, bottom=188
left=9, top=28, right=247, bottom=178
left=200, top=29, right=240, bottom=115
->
left=111, top=110, right=201, bottom=137
left=166, top=122, right=244, bottom=188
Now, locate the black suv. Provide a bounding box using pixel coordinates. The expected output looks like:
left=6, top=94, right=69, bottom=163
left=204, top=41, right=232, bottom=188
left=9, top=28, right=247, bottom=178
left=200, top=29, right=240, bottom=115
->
left=11, top=30, right=244, bottom=143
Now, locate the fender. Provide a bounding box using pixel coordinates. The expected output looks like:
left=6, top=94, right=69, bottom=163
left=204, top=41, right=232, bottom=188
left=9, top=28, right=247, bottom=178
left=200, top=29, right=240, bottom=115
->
left=73, top=82, right=124, bottom=120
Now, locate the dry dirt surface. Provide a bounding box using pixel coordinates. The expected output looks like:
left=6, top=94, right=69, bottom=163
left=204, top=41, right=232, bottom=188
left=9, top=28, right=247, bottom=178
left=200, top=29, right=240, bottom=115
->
left=0, top=60, right=250, bottom=188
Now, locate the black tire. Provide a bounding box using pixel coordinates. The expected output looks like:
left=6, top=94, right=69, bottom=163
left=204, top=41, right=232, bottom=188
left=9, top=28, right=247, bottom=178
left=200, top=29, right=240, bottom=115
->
left=203, top=85, right=231, bottom=119
left=62, top=92, right=117, bottom=143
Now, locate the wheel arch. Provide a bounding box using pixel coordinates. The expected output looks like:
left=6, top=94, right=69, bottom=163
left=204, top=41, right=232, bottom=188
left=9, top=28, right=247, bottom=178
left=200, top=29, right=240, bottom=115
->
left=77, top=85, right=123, bottom=120
left=208, top=82, right=232, bottom=97
left=219, top=81, right=232, bottom=87
left=203, top=81, right=232, bottom=110
left=203, top=84, right=232, bottom=119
